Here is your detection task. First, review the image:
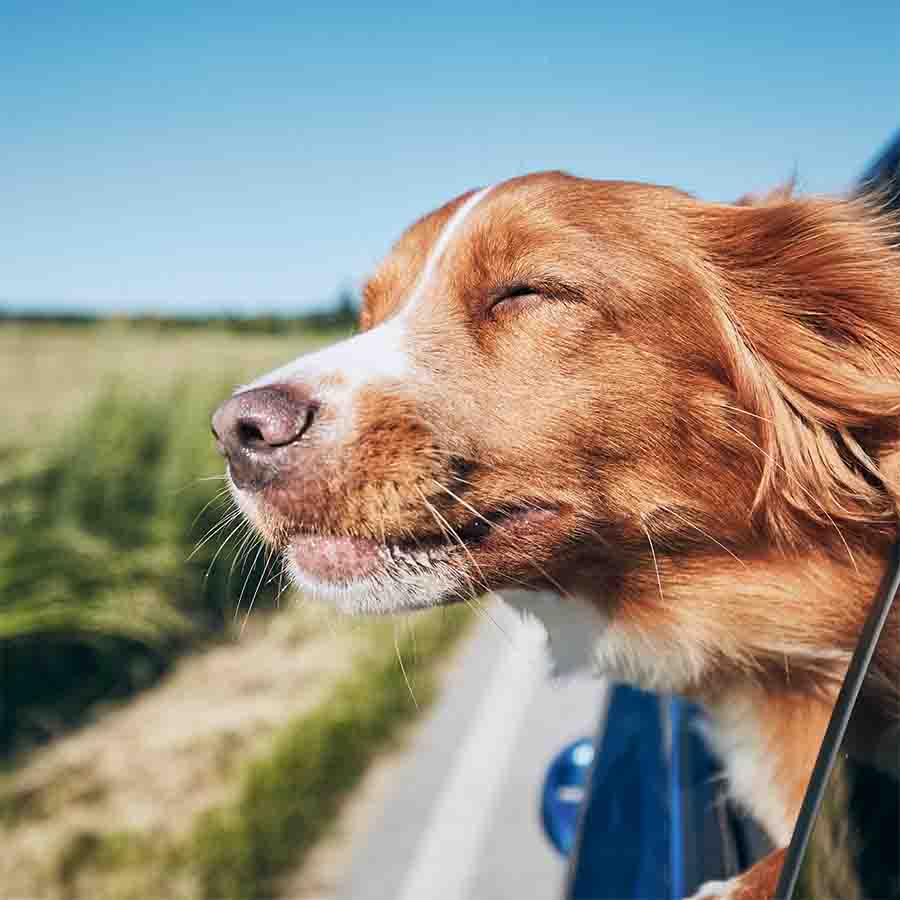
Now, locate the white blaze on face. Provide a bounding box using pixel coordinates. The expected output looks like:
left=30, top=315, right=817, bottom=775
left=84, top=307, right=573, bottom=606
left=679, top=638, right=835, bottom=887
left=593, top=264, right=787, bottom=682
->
left=244, top=185, right=496, bottom=405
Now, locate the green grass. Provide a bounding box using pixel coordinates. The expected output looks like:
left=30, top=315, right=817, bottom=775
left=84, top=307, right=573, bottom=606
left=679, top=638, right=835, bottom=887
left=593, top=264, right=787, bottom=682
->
left=1, top=378, right=283, bottom=755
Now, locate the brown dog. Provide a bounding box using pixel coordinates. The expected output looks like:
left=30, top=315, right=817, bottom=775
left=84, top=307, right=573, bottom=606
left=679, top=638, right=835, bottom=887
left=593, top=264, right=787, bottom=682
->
left=213, top=173, right=900, bottom=898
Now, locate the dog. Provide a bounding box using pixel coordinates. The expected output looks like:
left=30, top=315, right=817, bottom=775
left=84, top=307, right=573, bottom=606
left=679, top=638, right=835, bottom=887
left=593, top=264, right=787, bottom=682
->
left=212, top=172, right=900, bottom=899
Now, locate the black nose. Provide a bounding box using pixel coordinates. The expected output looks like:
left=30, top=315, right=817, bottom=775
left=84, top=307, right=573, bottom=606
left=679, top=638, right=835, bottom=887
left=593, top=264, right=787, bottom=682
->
left=211, top=385, right=316, bottom=490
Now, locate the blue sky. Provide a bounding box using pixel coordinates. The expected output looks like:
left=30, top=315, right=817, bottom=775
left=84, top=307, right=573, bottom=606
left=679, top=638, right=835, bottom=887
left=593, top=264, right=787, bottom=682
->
left=3, top=2, right=899, bottom=315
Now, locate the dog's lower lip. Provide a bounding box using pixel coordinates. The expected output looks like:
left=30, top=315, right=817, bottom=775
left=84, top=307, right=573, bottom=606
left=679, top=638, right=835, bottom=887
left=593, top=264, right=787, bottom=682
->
left=290, top=533, right=385, bottom=582
left=288, top=506, right=560, bottom=584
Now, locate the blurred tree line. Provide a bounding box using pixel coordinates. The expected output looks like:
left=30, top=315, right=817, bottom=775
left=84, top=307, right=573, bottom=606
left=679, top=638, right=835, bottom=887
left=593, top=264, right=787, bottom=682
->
left=0, top=286, right=360, bottom=334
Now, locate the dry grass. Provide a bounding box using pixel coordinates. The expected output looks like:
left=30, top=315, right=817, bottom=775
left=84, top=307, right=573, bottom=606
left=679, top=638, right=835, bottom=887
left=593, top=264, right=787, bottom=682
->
left=0, top=322, right=331, bottom=451
left=0, top=607, right=363, bottom=899
left=0, top=607, right=470, bottom=900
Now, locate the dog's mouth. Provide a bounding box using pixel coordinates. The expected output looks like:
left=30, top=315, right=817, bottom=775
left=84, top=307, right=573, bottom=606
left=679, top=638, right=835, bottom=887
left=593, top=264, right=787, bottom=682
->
left=287, top=505, right=559, bottom=586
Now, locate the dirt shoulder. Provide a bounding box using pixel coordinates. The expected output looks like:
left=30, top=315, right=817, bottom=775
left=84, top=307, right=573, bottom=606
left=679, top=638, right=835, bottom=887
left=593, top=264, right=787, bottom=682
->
left=0, top=606, right=366, bottom=899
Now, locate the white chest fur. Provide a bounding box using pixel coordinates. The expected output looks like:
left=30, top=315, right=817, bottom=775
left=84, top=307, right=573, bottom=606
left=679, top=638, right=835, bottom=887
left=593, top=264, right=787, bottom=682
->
left=499, top=588, right=792, bottom=845
left=499, top=588, right=708, bottom=691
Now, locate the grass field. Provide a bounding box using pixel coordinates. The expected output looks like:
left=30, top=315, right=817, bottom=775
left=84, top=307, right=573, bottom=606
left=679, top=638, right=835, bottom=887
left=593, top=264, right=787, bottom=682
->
left=0, top=322, right=335, bottom=451
left=0, top=321, right=472, bottom=899
left=2, top=322, right=335, bottom=753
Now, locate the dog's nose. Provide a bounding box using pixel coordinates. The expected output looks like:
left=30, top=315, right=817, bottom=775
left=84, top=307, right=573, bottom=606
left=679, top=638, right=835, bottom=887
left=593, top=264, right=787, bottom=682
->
left=211, top=386, right=316, bottom=490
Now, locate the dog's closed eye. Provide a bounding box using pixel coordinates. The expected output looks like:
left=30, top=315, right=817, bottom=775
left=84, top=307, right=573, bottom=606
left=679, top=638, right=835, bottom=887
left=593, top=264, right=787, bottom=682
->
left=487, top=283, right=543, bottom=319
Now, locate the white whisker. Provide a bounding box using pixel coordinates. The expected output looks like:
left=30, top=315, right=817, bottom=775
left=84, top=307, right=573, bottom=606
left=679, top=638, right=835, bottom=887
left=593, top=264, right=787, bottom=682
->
left=236, top=540, right=266, bottom=626
left=188, top=506, right=243, bottom=560
left=204, top=517, right=249, bottom=580
left=394, top=621, right=418, bottom=708
left=643, top=522, right=664, bottom=604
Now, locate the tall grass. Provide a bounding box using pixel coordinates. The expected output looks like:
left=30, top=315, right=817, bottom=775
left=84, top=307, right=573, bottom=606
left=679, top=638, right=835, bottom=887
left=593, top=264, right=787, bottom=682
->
left=1, top=380, right=280, bottom=755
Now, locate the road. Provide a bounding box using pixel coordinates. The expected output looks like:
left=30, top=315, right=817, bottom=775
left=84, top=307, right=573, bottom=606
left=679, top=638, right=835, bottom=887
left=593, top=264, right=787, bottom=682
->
left=334, top=601, right=607, bottom=900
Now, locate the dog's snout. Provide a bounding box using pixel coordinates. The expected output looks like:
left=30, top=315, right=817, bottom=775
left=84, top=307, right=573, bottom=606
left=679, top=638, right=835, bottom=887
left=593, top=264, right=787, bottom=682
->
left=211, top=385, right=316, bottom=490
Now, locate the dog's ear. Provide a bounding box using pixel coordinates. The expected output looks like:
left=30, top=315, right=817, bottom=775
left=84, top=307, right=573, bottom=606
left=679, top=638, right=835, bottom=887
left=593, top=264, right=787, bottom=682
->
left=695, top=194, right=900, bottom=546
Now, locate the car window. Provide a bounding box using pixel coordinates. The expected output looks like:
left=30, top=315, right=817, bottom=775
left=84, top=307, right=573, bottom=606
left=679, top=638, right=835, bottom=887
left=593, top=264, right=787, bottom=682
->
left=792, top=604, right=899, bottom=900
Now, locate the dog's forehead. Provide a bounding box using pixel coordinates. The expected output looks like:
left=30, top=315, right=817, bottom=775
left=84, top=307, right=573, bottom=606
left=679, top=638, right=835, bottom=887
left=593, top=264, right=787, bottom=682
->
left=364, top=172, right=588, bottom=325
left=364, top=201, right=457, bottom=318
left=364, top=188, right=491, bottom=324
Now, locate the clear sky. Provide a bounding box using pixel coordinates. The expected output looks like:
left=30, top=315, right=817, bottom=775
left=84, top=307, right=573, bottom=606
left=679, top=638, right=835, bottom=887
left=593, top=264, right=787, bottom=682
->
left=3, top=2, right=899, bottom=315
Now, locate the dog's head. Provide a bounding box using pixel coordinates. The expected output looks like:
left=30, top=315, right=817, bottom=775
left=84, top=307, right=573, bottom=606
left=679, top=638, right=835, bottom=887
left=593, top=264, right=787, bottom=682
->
left=213, top=172, right=900, bottom=685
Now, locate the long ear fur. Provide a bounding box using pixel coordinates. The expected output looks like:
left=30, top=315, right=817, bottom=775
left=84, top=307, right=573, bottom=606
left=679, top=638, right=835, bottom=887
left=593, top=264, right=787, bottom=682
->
left=693, top=193, right=900, bottom=548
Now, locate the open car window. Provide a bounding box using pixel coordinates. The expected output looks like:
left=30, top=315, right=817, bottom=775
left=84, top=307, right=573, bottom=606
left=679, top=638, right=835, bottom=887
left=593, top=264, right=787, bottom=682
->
left=789, top=559, right=900, bottom=900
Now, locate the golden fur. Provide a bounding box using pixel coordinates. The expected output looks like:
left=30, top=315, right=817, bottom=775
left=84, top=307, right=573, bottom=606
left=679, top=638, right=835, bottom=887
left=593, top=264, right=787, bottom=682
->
left=220, top=173, right=900, bottom=898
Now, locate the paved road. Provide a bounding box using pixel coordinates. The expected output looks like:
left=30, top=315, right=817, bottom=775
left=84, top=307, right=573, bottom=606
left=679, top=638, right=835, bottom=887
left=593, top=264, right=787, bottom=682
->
left=335, top=601, right=607, bottom=900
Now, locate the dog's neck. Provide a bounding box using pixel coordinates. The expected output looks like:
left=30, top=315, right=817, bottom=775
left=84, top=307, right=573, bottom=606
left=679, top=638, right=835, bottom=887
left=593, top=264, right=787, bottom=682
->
left=501, top=542, right=897, bottom=845
left=500, top=586, right=831, bottom=843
